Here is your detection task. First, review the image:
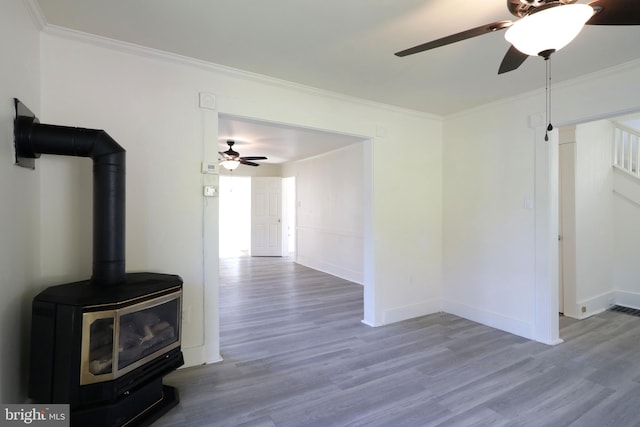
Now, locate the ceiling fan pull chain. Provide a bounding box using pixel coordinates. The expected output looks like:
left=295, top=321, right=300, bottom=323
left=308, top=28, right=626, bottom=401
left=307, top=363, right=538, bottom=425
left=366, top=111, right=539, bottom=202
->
left=545, top=56, right=553, bottom=142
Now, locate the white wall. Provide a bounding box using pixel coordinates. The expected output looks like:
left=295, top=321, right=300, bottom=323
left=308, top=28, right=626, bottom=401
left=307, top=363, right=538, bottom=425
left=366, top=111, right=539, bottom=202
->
left=370, top=118, right=443, bottom=325
left=283, top=143, right=365, bottom=284
left=39, top=27, right=443, bottom=365
left=443, top=60, right=640, bottom=343
left=443, top=99, right=537, bottom=339
left=573, top=120, right=614, bottom=316
left=613, top=166, right=640, bottom=308
left=559, top=120, right=615, bottom=319
left=0, top=0, right=41, bottom=403
left=40, top=33, right=219, bottom=366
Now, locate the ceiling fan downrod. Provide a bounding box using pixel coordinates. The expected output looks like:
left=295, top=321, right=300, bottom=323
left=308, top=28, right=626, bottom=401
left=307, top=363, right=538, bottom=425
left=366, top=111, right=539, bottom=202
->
left=544, top=54, right=554, bottom=142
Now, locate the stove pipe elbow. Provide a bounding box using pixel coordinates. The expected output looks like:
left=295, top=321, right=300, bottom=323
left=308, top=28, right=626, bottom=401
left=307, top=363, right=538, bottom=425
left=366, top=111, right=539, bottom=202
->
left=14, top=100, right=126, bottom=286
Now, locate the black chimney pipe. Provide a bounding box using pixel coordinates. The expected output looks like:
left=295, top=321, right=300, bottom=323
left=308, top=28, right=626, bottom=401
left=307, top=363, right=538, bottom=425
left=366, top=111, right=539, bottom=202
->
left=14, top=99, right=126, bottom=286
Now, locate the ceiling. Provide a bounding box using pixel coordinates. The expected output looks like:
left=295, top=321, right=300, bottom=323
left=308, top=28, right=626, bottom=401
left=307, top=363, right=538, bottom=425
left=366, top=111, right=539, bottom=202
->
left=218, top=115, right=366, bottom=164
left=33, top=0, right=640, bottom=162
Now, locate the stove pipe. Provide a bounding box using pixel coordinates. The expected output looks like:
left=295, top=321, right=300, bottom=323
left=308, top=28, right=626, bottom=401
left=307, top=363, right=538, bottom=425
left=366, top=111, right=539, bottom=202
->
left=14, top=100, right=126, bottom=286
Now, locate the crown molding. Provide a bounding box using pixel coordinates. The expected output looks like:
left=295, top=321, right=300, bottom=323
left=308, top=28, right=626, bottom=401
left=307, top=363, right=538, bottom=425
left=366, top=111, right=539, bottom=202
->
left=41, top=24, right=442, bottom=122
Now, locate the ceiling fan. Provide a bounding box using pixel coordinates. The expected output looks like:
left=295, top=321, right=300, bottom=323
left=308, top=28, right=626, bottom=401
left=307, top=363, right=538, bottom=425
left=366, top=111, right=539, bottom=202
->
left=219, top=140, right=267, bottom=170
left=395, top=0, right=640, bottom=74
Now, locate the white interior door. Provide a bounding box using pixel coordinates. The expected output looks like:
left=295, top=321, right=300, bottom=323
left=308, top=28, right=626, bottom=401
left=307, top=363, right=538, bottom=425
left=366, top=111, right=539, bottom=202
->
left=251, top=177, right=282, bottom=256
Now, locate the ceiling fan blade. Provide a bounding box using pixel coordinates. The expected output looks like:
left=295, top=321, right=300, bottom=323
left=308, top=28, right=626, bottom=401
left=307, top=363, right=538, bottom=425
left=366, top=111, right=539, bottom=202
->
left=240, top=160, right=260, bottom=167
left=587, top=0, right=640, bottom=25
left=395, top=20, right=513, bottom=57
left=240, top=156, right=268, bottom=161
left=498, top=45, right=529, bottom=74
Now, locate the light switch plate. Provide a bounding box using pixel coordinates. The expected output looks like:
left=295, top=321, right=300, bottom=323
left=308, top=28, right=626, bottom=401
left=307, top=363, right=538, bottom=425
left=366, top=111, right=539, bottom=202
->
left=203, top=185, right=218, bottom=197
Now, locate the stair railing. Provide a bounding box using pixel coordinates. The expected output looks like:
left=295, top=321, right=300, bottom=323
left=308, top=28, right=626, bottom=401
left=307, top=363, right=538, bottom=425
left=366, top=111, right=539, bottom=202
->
left=614, top=124, right=640, bottom=177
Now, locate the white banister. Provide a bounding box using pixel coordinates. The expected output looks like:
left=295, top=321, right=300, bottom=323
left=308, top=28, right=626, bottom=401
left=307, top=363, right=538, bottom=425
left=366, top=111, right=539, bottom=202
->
left=614, top=124, right=640, bottom=178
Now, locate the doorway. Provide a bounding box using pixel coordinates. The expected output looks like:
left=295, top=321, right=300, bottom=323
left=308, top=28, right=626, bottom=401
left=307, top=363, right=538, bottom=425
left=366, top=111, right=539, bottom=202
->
left=556, top=114, right=640, bottom=335
left=219, top=175, right=251, bottom=258
left=216, top=113, right=373, bottom=333
left=558, top=132, right=576, bottom=318
left=219, top=175, right=297, bottom=259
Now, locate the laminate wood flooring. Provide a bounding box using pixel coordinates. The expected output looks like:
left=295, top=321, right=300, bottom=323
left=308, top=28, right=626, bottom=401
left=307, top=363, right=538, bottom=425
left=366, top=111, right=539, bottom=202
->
left=154, top=257, right=640, bottom=427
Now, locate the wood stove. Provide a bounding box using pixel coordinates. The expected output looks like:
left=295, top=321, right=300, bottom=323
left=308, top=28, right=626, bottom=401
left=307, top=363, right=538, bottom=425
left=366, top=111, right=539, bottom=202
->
left=29, top=273, right=184, bottom=426
left=14, top=99, right=184, bottom=427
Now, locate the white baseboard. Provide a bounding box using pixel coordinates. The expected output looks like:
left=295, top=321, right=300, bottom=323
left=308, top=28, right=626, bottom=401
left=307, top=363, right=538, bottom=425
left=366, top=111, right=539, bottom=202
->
left=614, top=290, right=640, bottom=310
left=381, top=298, right=442, bottom=325
left=361, top=319, right=380, bottom=327
left=295, top=258, right=363, bottom=285
left=537, top=337, right=564, bottom=346
left=181, top=345, right=204, bottom=368
left=180, top=345, right=222, bottom=369
left=571, top=291, right=615, bottom=319
left=442, top=299, right=533, bottom=340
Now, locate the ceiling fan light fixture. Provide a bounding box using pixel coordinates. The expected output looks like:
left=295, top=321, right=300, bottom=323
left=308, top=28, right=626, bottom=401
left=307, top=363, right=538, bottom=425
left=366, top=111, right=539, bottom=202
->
left=504, top=4, right=594, bottom=57
left=220, top=159, right=240, bottom=170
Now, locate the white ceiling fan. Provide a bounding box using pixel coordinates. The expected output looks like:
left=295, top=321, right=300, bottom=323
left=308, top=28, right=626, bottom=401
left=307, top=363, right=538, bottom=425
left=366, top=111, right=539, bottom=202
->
left=395, top=0, right=640, bottom=74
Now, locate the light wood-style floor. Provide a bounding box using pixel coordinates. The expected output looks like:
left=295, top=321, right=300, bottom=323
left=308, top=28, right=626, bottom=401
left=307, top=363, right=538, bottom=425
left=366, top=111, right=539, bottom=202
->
left=155, top=257, right=640, bottom=427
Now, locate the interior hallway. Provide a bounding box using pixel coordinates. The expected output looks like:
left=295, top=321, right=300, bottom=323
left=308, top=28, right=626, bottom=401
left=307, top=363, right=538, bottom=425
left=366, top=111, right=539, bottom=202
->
left=157, top=257, right=640, bottom=426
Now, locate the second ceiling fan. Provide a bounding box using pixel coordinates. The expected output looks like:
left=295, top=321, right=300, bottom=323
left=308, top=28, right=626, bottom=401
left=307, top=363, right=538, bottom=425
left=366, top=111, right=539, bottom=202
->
left=219, top=140, right=267, bottom=170
left=395, top=0, right=640, bottom=74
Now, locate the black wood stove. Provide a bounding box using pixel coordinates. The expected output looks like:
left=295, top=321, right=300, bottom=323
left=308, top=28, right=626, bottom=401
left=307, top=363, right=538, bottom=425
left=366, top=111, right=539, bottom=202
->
left=14, top=99, right=184, bottom=427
